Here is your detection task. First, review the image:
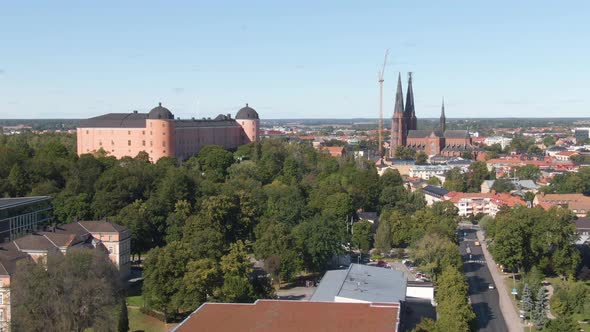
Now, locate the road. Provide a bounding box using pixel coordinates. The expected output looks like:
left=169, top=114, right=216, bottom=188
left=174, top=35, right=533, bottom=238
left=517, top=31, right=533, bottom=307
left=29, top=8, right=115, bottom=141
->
left=459, top=227, right=509, bottom=332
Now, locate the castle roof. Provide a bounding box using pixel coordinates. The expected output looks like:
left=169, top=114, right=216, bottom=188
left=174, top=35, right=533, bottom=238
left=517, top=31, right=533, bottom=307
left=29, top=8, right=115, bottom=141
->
left=148, top=103, right=174, bottom=120
left=236, top=104, right=259, bottom=120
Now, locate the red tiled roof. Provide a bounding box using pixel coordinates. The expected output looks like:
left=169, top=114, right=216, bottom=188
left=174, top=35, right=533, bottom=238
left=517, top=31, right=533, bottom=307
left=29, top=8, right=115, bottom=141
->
left=445, top=192, right=525, bottom=207
left=174, top=300, right=400, bottom=332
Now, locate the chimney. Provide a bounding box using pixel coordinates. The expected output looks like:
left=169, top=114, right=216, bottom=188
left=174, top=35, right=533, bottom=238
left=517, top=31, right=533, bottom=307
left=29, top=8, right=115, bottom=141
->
left=133, top=110, right=138, bottom=114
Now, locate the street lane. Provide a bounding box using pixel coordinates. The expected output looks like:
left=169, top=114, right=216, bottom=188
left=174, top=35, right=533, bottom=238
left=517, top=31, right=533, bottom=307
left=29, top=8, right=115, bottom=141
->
left=459, top=227, right=508, bottom=332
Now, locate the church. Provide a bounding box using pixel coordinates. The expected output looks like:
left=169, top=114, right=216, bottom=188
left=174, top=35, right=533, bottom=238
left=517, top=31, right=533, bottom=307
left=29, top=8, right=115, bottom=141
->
left=389, top=73, right=474, bottom=158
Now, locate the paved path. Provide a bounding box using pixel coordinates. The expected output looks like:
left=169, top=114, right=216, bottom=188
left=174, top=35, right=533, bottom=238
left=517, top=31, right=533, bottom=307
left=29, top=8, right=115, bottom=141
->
left=476, top=230, right=523, bottom=332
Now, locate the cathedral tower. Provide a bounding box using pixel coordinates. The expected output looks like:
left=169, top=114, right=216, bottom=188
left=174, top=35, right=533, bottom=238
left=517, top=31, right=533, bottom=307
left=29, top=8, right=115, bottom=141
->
left=439, top=98, right=446, bottom=133
left=405, top=72, right=417, bottom=130
left=390, top=73, right=405, bottom=157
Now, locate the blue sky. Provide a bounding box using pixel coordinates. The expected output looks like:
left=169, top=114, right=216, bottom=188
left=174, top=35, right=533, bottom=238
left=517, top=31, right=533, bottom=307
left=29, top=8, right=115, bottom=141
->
left=1, top=1, right=589, bottom=119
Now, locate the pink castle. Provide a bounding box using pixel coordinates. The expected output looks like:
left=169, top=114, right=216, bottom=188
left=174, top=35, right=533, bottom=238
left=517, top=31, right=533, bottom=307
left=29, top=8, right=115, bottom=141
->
left=77, top=103, right=260, bottom=161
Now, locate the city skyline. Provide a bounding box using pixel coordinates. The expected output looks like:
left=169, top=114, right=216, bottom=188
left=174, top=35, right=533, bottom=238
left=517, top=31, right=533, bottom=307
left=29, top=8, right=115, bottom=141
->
left=1, top=1, right=589, bottom=119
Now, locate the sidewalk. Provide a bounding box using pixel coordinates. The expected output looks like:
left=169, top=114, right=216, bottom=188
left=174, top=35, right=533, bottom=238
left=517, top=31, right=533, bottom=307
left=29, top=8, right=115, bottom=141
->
left=477, top=231, right=524, bottom=332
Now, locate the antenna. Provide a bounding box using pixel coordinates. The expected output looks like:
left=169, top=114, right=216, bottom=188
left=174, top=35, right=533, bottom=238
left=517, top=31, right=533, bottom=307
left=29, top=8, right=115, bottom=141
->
left=378, top=49, right=389, bottom=159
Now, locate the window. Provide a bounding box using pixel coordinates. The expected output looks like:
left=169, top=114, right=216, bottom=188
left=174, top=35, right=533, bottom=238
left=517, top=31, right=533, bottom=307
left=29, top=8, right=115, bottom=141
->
left=142, top=131, right=145, bottom=135
left=128, top=140, right=131, bottom=146
left=162, top=123, right=165, bottom=127
left=163, top=132, right=166, bottom=135
left=162, top=141, right=166, bottom=147
left=99, top=141, right=102, bottom=146
left=142, top=140, right=145, bottom=146
left=128, top=130, right=131, bottom=135
left=86, top=130, right=89, bottom=134
left=150, top=141, right=153, bottom=146
left=0, top=309, right=3, bottom=321
left=0, top=294, right=3, bottom=304
left=111, top=140, right=115, bottom=145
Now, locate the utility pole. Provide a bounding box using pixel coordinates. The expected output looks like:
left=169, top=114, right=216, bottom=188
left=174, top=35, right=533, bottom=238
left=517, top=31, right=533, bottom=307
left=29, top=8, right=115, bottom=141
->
left=378, top=50, right=389, bottom=160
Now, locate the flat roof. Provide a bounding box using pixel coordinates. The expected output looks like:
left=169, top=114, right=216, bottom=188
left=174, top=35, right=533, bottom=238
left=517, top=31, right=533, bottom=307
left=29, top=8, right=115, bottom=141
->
left=0, top=196, right=51, bottom=210
left=310, top=264, right=406, bottom=303
left=173, top=300, right=399, bottom=332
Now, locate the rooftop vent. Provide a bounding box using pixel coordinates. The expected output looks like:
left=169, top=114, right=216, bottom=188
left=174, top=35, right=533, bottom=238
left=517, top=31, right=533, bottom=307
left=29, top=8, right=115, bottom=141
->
left=133, top=110, right=138, bottom=114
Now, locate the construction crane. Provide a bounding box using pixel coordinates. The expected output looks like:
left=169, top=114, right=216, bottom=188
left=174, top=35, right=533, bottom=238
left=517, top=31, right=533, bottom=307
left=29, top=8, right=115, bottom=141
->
left=378, top=49, right=389, bottom=159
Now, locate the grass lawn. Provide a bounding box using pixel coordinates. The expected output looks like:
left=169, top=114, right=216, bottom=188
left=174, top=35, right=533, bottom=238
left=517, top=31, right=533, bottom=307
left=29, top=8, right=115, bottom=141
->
left=129, top=308, right=166, bottom=332
left=126, top=279, right=145, bottom=307
left=127, top=295, right=144, bottom=307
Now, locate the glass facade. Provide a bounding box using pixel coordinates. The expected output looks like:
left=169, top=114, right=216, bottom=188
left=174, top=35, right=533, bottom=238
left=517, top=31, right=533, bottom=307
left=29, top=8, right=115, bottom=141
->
left=0, top=198, right=53, bottom=242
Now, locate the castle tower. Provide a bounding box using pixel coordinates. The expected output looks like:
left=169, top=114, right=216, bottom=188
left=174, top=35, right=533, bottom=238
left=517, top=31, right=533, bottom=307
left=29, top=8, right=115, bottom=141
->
left=236, top=103, right=260, bottom=143
left=439, top=98, right=446, bottom=133
left=405, top=72, right=417, bottom=130
left=390, top=73, right=405, bottom=158
left=146, top=103, right=176, bottom=162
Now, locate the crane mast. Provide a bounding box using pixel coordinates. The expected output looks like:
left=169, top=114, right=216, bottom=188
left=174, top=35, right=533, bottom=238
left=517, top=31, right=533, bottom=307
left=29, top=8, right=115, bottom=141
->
left=378, top=50, right=389, bottom=159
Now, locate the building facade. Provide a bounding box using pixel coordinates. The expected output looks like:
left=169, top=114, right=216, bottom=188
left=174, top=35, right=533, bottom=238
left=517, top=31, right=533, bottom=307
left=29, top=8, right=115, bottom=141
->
left=77, top=103, right=260, bottom=162
left=0, top=197, right=53, bottom=243
left=389, top=74, right=474, bottom=158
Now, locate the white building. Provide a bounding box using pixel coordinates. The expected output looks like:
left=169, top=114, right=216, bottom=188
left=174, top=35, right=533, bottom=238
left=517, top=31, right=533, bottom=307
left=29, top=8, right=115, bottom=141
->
left=484, top=136, right=512, bottom=150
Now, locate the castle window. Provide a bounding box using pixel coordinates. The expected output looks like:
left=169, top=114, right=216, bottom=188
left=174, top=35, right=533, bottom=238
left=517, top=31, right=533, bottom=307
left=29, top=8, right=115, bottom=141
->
left=142, top=140, right=145, bottom=146
left=111, top=140, right=114, bottom=145
left=142, top=131, right=145, bottom=135
left=163, top=150, right=166, bottom=153
left=150, top=141, right=153, bottom=146
left=128, top=140, right=131, bottom=146
left=162, top=141, right=166, bottom=147
left=99, top=141, right=102, bottom=146
left=162, top=123, right=165, bottom=127
left=128, top=131, right=131, bottom=135
left=163, top=132, right=166, bottom=136
left=86, top=130, right=89, bottom=134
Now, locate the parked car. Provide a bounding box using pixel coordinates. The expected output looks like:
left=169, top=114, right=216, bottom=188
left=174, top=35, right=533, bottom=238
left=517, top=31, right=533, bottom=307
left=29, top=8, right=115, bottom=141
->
left=474, top=241, right=481, bottom=246
left=488, top=283, right=495, bottom=289
left=377, top=260, right=387, bottom=267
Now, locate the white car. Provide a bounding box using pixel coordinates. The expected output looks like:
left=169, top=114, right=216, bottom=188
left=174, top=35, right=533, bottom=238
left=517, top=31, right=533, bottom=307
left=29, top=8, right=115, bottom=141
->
left=488, top=284, right=495, bottom=289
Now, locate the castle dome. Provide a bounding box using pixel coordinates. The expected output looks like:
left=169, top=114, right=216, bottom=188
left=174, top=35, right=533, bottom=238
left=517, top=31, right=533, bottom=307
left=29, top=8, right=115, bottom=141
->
left=236, top=103, right=259, bottom=120
left=148, top=103, right=174, bottom=120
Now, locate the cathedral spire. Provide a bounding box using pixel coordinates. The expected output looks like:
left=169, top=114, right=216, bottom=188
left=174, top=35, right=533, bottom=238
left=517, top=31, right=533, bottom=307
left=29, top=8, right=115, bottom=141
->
left=439, top=97, right=446, bottom=133
left=405, top=72, right=417, bottom=130
left=394, top=73, right=404, bottom=114
left=390, top=73, right=405, bottom=158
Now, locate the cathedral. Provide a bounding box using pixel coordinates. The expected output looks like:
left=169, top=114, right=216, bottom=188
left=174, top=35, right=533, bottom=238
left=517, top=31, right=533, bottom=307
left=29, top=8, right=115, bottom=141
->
left=389, top=73, right=474, bottom=158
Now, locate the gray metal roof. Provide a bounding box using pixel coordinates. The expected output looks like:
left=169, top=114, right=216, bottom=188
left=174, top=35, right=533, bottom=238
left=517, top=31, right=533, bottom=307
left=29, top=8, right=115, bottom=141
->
left=0, top=196, right=51, bottom=210
left=236, top=104, right=259, bottom=120
left=422, top=185, right=449, bottom=197
left=310, top=264, right=406, bottom=303
left=78, top=112, right=148, bottom=128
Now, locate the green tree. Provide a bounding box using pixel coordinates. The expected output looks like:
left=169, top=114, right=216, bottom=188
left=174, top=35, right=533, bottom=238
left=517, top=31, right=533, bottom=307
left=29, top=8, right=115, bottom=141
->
left=351, top=220, right=373, bottom=253
left=434, top=267, right=475, bottom=332
left=118, top=299, right=129, bottom=332
left=532, top=287, right=547, bottom=327
left=491, top=179, right=515, bottom=193
left=293, top=215, right=346, bottom=272
left=514, top=165, right=541, bottom=181
left=415, top=152, right=428, bottom=165
left=466, top=161, right=491, bottom=192
left=522, top=283, right=533, bottom=318
left=374, top=217, right=392, bottom=253
left=411, top=234, right=462, bottom=281
left=143, top=241, right=195, bottom=320
left=544, top=315, right=577, bottom=332
left=8, top=163, right=30, bottom=196
left=443, top=168, right=467, bottom=192
left=543, top=135, right=556, bottom=147
left=12, top=248, right=123, bottom=332
left=395, top=146, right=416, bottom=160
left=182, top=258, right=222, bottom=309
left=196, top=145, right=235, bottom=181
